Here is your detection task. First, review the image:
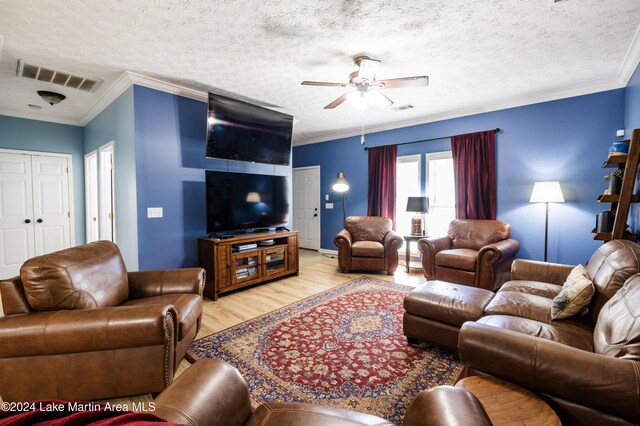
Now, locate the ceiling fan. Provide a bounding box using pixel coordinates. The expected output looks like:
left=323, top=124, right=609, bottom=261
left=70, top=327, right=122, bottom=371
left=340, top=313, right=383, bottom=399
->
left=301, top=55, right=429, bottom=110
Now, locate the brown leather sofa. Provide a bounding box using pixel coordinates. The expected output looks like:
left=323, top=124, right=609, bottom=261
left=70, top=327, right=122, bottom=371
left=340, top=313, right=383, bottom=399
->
left=459, top=241, right=640, bottom=425
left=418, top=219, right=519, bottom=290
left=0, top=240, right=205, bottom=402
left=334, top=216, right=403, bottom=275
left=151, top=358, right=493, bottom=426
left=405, top=239, right=640, bottom=425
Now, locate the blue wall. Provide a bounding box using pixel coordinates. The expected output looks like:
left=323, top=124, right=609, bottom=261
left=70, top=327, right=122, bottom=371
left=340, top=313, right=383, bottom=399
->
left=625, top=61, right=640, bottom=233
left=294, top=89, right=626, bottom=265
left=625, top=61, right=640, bottom=132
left=84, top=87, right=139, bottom=270
left=0, top=115, right=85, bottom=244
left=133, top=85, right=291, bottom=270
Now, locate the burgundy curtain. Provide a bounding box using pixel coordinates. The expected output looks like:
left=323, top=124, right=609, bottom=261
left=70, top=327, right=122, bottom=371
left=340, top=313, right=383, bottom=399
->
left=451, top=131, right=496, bottom=220
left=368, top=145, right=397, bottom=228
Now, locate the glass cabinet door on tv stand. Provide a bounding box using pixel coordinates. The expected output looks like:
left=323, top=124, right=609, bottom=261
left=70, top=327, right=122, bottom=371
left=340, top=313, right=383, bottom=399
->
left=232, top=250, right=260, bottom=285
left=263, top=246, right=287, bottom=278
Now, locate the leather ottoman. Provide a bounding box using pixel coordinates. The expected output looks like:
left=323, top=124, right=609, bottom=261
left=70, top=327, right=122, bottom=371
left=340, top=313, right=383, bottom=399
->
left=403, top=280, right=495, bottom=348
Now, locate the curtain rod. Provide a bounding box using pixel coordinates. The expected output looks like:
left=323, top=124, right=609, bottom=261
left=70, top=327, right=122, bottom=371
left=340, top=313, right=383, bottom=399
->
left=362, top=128, right=501, bottom=151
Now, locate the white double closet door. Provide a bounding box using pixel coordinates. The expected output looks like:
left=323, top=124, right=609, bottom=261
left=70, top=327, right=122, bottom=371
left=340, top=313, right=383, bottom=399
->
left=0, top=151, right=72, bottom=278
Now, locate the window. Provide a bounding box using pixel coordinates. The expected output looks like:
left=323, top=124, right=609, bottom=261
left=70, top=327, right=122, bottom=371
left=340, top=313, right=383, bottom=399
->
left=395, top=154, right=421, bottom=238
left=426, top=152, right=456, bottom=237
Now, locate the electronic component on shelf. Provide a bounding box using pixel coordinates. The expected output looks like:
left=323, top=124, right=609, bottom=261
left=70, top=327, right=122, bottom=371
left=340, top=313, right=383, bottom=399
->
left=237, top=243, right=258, bottom=251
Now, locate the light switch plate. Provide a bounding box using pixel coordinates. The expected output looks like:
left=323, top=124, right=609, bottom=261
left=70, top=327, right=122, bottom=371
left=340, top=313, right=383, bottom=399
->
left=325, top=194, right=329, bottom=201
left=147, top=207, right=163, bottom=218
left=326, top=203, right=334, bottom=209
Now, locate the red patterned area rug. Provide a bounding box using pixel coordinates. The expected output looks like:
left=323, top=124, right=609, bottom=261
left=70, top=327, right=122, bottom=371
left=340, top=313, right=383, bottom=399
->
left=186, top=276, right=463, bottom=425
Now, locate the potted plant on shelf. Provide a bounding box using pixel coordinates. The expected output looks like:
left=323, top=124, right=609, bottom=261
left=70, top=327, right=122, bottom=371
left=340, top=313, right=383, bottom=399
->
left=604, top=168, right=624, bottom=195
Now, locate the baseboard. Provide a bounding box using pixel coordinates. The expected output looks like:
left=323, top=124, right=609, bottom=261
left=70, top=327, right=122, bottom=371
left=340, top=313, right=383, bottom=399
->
left=319, top=248, right=338, bottom=256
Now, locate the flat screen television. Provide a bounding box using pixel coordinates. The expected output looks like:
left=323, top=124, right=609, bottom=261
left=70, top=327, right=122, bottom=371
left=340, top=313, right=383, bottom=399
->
left=206, top=93, right=293, bottom=166
left=205, top=170, right=289, bottom=234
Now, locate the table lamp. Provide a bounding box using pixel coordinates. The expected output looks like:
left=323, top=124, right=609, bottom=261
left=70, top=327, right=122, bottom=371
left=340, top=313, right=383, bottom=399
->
left=406, top=196, right=429, bottom=236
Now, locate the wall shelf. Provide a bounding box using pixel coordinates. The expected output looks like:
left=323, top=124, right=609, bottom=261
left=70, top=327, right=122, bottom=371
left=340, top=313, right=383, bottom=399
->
left=594, top=130, right=640, bottom=242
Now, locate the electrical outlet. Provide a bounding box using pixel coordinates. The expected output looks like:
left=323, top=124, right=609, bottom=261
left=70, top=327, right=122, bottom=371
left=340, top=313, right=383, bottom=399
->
left=617, top=129, right=625, bottom=137
left=147, top=207, right=163, bottom=218
left=326, top=203, right=334, bottom=209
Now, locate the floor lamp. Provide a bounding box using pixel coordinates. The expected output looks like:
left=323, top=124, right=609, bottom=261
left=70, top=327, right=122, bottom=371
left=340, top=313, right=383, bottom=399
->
left=332, top=172, right=350, bottom=225
left=530, top=181, right=564, bottom=262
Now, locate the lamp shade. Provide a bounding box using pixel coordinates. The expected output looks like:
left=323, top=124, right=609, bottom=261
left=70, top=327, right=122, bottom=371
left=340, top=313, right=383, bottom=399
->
left=406, top=196, right=429, bottom=213
left=246, top=192, right=261, bottom=203
left=530, top=181, right=564, bottom=203
left=332, top=172, right=349, bottom=193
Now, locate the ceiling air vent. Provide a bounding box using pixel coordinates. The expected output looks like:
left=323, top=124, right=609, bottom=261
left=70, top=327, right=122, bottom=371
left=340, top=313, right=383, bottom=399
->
left=391, top=104, right=415, bottom=112
left=16, top=60, right=103, bottom=92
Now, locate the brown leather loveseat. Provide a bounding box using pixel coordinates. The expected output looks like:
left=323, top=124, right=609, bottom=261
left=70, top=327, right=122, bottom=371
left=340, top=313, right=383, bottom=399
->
left=459, top=239, right=640, bottom=425
left=405, top=239, right=640, bottom=425
left=334, top=216, right=403, bottom=275
left=418, top=219, right=519, bottom=290
left=0, top=240, right=204, bottom=402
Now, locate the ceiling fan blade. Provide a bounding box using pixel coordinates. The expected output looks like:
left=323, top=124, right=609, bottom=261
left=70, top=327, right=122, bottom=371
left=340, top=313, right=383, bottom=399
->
left=366, top=89, right=394, bottom=108
left=324, top=93, right=350, bottom=109
left=357, top=57, right=380, bottom=81
left=301, top=80, right=348, bottom=87
left=376, top=76, right=429, bottom=88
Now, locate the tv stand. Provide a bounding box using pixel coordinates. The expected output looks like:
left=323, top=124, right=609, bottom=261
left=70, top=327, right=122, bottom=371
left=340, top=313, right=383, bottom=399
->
left=198, top=230, right=299, bottom=300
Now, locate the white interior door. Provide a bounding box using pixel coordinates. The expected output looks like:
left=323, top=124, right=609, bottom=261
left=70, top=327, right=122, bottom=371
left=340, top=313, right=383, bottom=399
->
left=98, top=142, right=115, bottom=242
left=32, top=155, right=71, bottom=255
left=84, top=151, right=99, bottom=242
left=0, top=151, right=73, bottom=279
left=0, top=153, right=35, bottom=278
left=293, top=167, right=320, bottom=250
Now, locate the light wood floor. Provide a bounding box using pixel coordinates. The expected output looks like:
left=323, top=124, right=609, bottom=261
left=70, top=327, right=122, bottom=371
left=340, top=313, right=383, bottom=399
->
left=0, top=249, right=427, bottom=407
left=110, top=249, right=426, bottom=407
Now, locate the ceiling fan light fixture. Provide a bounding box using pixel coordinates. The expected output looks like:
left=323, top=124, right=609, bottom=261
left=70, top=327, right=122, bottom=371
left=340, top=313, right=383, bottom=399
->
left=365, top=89, right=393, bottom=109
left=37, top=90, right=66, bottom=106
left=347, top=91, right=367, bottom=110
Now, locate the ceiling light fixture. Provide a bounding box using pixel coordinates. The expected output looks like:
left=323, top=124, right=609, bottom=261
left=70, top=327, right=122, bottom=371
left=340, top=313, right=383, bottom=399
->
left=37, top=90, right=66, bottom=106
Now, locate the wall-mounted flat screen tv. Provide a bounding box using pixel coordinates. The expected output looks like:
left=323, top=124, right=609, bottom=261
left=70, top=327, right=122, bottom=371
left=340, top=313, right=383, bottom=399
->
left=205, top=170, right=289, bottom=234
left=206, top=93, right=293, bottom=166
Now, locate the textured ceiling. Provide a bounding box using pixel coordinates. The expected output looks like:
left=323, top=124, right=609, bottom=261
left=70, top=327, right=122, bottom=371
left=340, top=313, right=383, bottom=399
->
left=0, top=0, right=639, bottom=145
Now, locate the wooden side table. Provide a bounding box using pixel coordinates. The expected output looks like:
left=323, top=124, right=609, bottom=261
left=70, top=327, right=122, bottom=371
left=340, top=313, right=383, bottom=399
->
left=403, top=234, right=425, bottom=272
left=455, top=376, right=561, bottom=425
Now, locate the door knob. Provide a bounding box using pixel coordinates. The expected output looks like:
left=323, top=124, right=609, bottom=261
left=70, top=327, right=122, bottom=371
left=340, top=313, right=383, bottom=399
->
left=24, top=219, right=31, bottom=224
left=314, top=213, right=318, bottom=217
left=36, top=219, right=43, bottom=223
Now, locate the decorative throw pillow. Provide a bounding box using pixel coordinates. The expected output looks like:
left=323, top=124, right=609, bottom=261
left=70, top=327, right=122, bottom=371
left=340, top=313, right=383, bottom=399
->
left=550, top=264, right=595, bottom=320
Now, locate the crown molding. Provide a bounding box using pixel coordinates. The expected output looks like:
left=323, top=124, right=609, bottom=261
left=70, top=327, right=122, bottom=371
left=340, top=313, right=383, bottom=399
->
left=78, top=71, right=134, bottom=126
left=293, top=78, right=624, bottom=146
left=78, top=71, right=208, bottom=126
left=0, top=107, right=81, bottom=127
left=126, top=71, right=208, bottom=102
left=618, top=23, right=640, bottom=85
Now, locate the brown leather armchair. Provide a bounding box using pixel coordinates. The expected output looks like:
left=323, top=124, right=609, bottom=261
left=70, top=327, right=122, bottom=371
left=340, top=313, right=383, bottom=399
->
left=153, top=358, right=493, bottom=426
left=152, top=358, right=392, bottom=426
left=0, top=240, right=204, bottom=402
left=418, top=219, right=519, bottom=290
left=334, top=216, right=403, bottom=275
